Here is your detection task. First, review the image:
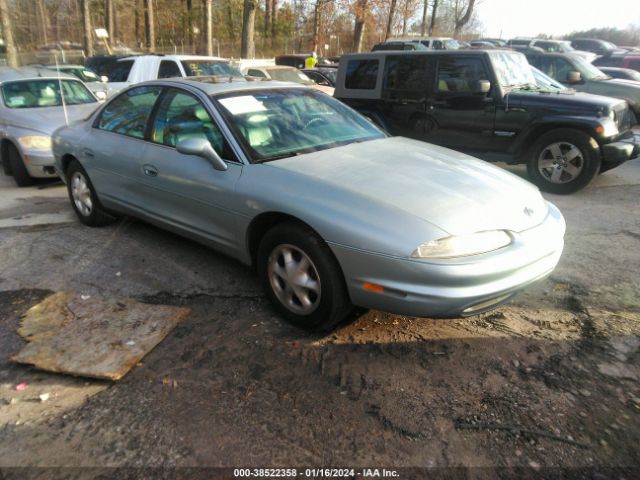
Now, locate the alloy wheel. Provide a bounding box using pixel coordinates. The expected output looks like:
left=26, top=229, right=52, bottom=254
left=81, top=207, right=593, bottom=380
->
left=71, top=171, right=93, bottom=217
left=537, top=141, right=585, bottom=184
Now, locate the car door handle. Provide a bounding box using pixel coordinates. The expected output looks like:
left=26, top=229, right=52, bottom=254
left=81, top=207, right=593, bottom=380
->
left=143, top=164, right=158, bottom=177
left=83, top=149, right=94, bottom=158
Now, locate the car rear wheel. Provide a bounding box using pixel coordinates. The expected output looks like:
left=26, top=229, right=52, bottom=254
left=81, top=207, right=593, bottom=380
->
left=65, top=159, right=115, bottom=226
left=527, top=129, right=600, bottom=194
left=257, top=222, right=352, bottom=331
left=7, top=144, right=35, bottom=187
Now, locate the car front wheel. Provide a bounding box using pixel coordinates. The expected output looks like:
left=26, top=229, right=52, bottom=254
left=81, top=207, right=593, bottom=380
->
left=65, top=159, right=115, bottom=226
left=527, top=129, right=600, bottom=194
left=7, top=144, right=35, bottom=187
left=257, top=222, right=352, bottom=331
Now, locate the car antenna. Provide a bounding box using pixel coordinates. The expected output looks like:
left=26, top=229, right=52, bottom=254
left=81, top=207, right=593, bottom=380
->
left=55, top=54, right=69, bottom=127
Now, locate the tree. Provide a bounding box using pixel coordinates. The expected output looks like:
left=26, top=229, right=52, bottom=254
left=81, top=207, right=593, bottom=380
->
left=206, top=0, right=213, bottom=55
left=385, top=0, right=397, bottom=40
left=352, top=0, right=368, bottom=52
left=0, top=0, right=17, bottom=67
left=144, top=0, right=155, bottom=51
left=420, top=0, right=428, bottom=36
left=105, top=0, right=116, bottom=40
left=428, top=0, right=438, bottom=35
left=81, top=0, right=94, bottom=56
left=241, top=0, right=258, bottom=58
left=264, top=0, right=271, bottom=39
left=453, top=0, right=477, bottom=38
left=271, top=0, right=277, bottom=47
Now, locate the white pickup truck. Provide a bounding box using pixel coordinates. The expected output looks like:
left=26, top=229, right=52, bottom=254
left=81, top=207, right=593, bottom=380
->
left=103, top=54, right=245, bottom=96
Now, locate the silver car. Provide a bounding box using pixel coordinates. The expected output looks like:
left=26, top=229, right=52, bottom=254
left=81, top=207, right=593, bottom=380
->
left=52, top=79, right=565, bottom=330
left=0, top=67, right=100, bottom=186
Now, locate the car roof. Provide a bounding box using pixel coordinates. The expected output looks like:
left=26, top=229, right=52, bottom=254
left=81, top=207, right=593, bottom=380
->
left=0, top=66, right=79, bottom=83
left=341, top=49, right=512, bottom=59
left=118, top=54, right=229, bottom=62
left=134, top=77, right=311, bottom=96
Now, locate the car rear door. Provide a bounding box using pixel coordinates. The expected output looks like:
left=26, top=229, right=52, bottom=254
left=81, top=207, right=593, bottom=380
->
left=87, top=85, right=163, bottom=210
left=138, top=87, right=244, bottom=255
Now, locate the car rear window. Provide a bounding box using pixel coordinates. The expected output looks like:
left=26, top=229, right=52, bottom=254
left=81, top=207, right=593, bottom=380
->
left=345, top=59, right=379, bottom=90
left=106, top=60, right=134, bottom=82
left=1, top=79, right=96, bottom=108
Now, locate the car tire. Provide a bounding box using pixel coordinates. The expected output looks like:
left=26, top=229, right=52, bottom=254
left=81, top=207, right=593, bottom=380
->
left=65, top=159, right=115, bottom=227
left=527, top=129, right=601, bottom=194
left=7, top=144, right=35, bottom=187
left=257, top=222, right=352, bottom=331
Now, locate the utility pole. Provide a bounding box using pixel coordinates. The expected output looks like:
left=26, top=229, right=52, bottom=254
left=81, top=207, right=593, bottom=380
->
left=145, top=0, right=155, bottom=52
left=206, top=0, right=213, bottom=55
left=82, top=0, right=94, bottom=56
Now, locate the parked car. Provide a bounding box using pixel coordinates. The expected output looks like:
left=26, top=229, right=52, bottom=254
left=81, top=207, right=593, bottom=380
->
left=0, top=67, right=100, bottom=186
left=469, top=41, right=497, bottom=48
left=334, top=50, right=639, bottom=194
left=52, top=79, right=566, bottom=330
left=598, top=67, right=640, bottom=82
left=570, top=38, right=617, bottom=56
left=99, top=54, right=244, bottom=96
left=480, top=38, right=508, bottom=47
left=372, top=41, right=428, bottom=52
left=507, top=38, right=534, bottom=48
left=529, top=39, right=595, bottom=62
left=390, top=37, right=460, bottom=50
left=525, top=51, right=640, bottom=119
left=301, top=66, right=338, bottom=87
left=275, top=54, right=310, bottom=69
left=242, top=65, right=334, bottom=95
left=43, top=64, right=109, bottom=100
left=593, top=53, right=640, bottom=72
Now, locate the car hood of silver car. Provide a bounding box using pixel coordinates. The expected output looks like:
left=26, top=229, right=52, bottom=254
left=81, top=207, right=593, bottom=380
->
left=269, top=137, right=548, bottom=235
left=7, top=103, right=99, bottom=136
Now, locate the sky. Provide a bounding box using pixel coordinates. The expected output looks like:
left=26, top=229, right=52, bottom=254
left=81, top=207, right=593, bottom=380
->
left=477, top=0, right=640, bottom=39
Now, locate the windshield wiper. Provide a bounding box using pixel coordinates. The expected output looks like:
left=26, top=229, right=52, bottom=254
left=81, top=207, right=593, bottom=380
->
left=255, top=151, right=302, bottom=163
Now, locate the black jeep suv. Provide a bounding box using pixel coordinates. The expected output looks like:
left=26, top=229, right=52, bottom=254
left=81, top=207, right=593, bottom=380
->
left=334, top=50, right=639, bottom=194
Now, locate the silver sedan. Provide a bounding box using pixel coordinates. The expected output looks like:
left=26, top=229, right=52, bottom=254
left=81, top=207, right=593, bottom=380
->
left=53, top=79, right=565, bottom=330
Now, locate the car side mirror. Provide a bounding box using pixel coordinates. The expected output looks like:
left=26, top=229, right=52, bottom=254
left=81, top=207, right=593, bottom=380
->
left=567, top=71, right=582, bottom=84
left=474, top=79, right=491, bottom=94
left=176, top=138, right=228, bottom=171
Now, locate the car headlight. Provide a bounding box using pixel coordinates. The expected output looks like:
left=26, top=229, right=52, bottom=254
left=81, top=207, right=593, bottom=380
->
left=18, top=135, right=52, bottom=150
left=411, top=231, right=512, bottom=259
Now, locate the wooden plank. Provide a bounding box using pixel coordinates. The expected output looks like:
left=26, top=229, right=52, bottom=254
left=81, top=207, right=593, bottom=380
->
left=11, top=292, right=190, bottom=380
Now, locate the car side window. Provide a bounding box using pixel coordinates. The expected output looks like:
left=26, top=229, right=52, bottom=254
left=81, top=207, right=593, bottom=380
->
left=553, top=58, right=574, bottom=82
left=345, top=59, right=379, bottom=90
left=384, top=55, right=430, bottom=98
left=107, top=60, right=134, bottom=82
left=97, top=86, right=162, bottom=139
left=158, top=61, right=182, bottom=79
left=436, top=57, right=488, bottom=93
left=247, top=69, right=267, bottom=78
left=151, top=89, right=237, bottom=161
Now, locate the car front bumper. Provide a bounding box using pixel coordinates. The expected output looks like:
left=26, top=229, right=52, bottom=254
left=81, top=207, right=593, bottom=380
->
left=601, top=131, right=640, bottom=171
left=330, top=202, right=565, bottom=318
left=22, top=151, right=58, bottom=179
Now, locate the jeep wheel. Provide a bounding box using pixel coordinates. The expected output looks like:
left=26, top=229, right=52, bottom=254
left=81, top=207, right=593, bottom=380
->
left=527, top=129, right=600, bottom=194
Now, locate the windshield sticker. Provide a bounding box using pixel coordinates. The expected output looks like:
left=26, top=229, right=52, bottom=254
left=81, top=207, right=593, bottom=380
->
left=7, top=96, right=25, bottom=107
left=219, top=95, right=267, bottom=115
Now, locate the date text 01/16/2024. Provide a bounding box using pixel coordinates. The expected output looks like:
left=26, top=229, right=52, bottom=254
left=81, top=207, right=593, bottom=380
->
left=233, top=468, right=400, bottom=478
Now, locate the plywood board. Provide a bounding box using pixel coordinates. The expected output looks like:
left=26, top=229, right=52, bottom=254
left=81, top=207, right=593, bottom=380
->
left=12, top=292, right=190, bottom=380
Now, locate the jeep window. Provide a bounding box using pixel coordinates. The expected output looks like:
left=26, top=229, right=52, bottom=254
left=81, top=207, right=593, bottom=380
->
left=436, top=57, right=488, bottom=93
left=107, top=60, right=134, bottom=82
left=158, top=60, right=183, bottom=78
left=490, top=52, right=536, bottom=88
left=384, top=56, right=430, bottom=96
left=345, top=59, right=379, bottom=90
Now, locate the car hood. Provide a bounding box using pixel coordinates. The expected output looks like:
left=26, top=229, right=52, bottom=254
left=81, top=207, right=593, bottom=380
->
left=268, top=137, right=548, bottom=235
left=508, top=88, right=625, bottom=113
left=6, top=103, right=99, bottom=135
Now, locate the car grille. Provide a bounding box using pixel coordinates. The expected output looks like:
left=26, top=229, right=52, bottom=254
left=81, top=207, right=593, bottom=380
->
left=613, top=104, right=631, bottom=132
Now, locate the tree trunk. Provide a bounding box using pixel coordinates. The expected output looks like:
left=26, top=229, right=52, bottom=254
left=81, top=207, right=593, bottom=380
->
left=352, top=0, right=367, bottom=52
left=186, top=0, right=194, bottom=48
left=428, top=0, right=438, bottom=36
left=105, top=0, right=115, bottom=40
left=420, top=0, right=428, bottom=36
left=264, top=0, right=271, bottom=38
left=81, top=0, right=94, bottom=56
left=144, top=0, right=155, bottom=52
left=385, top=0, right=397, bottom=40
left=36, top=0, right=48, bottom=45
left=241, top=0, right=258, bottom=58
left=454, top=0, right=477, bottom=38
left=205, top=0, right=213, bottom=55
left=312, top=0, right=321, bottom=53
left=0, top=0, right=18, bottom=67
left=270, top=0, right=277, bottom=48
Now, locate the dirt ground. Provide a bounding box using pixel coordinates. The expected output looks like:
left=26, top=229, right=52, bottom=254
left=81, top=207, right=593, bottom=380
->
left=0, top=160, right=639, bottom=479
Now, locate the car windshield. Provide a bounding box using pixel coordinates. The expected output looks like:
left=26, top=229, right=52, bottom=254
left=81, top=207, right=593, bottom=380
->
left=266, top=68, right=314, bottom=84
left=64, top=67, right=100, bottom=82
left=181, top=61, right=243, bottom=78
left=321, top=69, right=337, bottom=84
left=1, top=79, right=96, bottom=108
left=214, top=89, right=385, bottom=163
left=490, top=51, right=537, bottom=88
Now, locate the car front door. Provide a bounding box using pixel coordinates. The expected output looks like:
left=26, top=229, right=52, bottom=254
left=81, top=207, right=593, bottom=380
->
left=139, top=88, right=244, bottom=254
left=426, top=55, right=496, bottom=153
left=88, top=85, right=162, bottom=209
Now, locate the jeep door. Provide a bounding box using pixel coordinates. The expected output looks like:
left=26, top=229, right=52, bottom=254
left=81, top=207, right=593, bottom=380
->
left=426, top=55, right=496, bottom=153
left=380, top=54, right=434, bottom=138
